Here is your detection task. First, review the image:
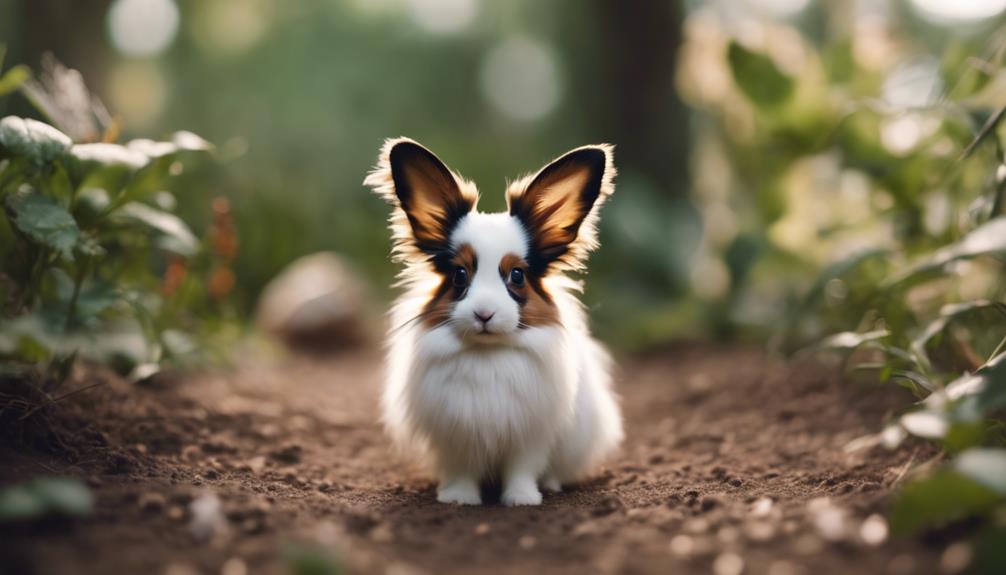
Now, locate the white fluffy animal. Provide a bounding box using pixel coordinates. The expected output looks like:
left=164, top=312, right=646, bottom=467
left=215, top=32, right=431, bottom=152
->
left=365, top=138, right=623, bottom=506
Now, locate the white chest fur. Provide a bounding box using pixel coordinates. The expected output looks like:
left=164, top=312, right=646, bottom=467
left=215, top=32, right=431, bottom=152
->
left=387, top=324, right=577, bottom=474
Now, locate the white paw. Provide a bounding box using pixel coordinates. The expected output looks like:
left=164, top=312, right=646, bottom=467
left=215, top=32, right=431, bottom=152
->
left=502, top=481, right=543, bottom=506
left=542, top=477, right=562, bottom=493
left=437, top=479, right=482, bottom=505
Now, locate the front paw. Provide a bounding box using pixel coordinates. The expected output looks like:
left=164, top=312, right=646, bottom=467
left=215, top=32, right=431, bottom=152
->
left=502, top=480, right=543, bottom=506
left=437, top=478, right=482, bottom=505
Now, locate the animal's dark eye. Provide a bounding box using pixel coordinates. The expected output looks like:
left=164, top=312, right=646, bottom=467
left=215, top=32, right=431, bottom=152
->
left=452, top=267, right=469, bottom=287
left=509, top=267, right=525, bottom=287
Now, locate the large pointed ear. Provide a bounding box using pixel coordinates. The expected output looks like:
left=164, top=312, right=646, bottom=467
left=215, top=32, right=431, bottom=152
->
left=507, top=144, right=615, bottom=273
left=364, top=138, right=478, bottom=260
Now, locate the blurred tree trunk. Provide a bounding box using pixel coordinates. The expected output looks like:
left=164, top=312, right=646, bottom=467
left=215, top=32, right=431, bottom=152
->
left=10, top=0, right=112, bottom=97
left=563, top=0, right=688, bottom=198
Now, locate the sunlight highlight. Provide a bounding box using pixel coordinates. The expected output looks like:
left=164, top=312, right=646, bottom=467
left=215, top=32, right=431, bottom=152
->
left=480, top=36, right=562, bottom=122
left=910, top=0, right=1006, bottom=22
left=107, top=0, right=180, bottom=57
left=406, top=0, right=479, bottom=35
left=744, top=0, right=811, bottom=17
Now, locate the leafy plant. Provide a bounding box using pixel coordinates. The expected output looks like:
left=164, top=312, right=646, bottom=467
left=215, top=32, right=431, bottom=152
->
left=0, top=57, right=232, bottom=380
left=0, top=477, right=93, bottom=521
left=682, top=15, right=1006, bottom=570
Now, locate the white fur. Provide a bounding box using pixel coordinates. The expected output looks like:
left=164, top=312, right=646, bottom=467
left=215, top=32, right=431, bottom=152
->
left=382, top=212, right=623, bottom=506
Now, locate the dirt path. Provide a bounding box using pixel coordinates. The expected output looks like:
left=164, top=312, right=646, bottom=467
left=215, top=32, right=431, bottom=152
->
left=1, top=344, right=940, bottom=575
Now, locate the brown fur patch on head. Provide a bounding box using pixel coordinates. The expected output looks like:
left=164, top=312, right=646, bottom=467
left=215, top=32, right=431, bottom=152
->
left=507, top=145, right=615, bottom=275
left=421, top=244, right=477, bottom=328
left=364, top=138, right=479, bottom=263
left=499, top=253, right=559, bottom=327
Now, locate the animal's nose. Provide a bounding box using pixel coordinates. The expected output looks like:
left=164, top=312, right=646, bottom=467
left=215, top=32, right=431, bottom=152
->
left=474, top=310, right=495, bottom=324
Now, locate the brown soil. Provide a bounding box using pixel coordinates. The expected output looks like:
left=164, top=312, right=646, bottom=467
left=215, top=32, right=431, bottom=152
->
left=0, top=344, right=942, bottom=575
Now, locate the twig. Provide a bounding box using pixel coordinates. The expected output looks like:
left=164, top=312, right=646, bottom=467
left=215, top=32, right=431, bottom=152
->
left=17, top=380, right=105, bottom=422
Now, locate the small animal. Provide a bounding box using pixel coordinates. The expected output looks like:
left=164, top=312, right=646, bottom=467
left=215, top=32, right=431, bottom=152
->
left=365, top=139, right=623, bottom=506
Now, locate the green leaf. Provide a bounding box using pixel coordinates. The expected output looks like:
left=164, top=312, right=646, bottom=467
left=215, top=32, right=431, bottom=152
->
left=72, top=282, right=121, bottom=319
left=0, top=64, right=30, bottom=97
left=4, top=191, right=79, bottom=259
left=910, top=300, right=1006, bottom=369
left=900, top=410, right=950, bottom=439
left=114, top=202, right=198, bottom=256
left=727, top=41, right=795, bottom=109
left=126, top=139, right=179, bottom=159
left=955, top=448, right=1006, bottom=494
left=0, top=116, right=72, bottom=165
left=812, top=329, right=890, bottom=352
left=0, top=477, right=93, bottom=521
left=68, top=143, right=147, bottom=171
left=890, top=470, right=1000, bottom=534
left=893, top=217, right=1006, bottom=286
left=32, top=477, right=94, bottom=516
left=283, top=543, right=344, bottom=575
left=171, top=130, right=213, bottom=152
left=973, top=525, right=1006, bottom=575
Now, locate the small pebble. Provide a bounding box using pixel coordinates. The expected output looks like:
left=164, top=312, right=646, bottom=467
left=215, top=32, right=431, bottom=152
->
left=138, top=492, right=166, bottom=513
left=750, top=497, right=774, bottom=518
left=221, top=558, right=247, bottom=575
left=713, top=552, right=744, bottom=575
left=859, top=514, right=888, bottom=546
left=940, top=542, right=972, bottom=574
left=767, top=560, right=800, bottom=575
left=669, top=534, right=693, bottom=557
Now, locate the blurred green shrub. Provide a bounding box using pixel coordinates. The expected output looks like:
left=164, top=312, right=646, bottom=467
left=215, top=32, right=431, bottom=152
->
left=680, top=8, right=1006, bottom=567
left=0, top=54, right=232, bottom=379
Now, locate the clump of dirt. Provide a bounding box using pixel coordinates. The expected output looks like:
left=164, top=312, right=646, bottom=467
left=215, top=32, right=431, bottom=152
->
left=0, top=344, right=941, bottom=574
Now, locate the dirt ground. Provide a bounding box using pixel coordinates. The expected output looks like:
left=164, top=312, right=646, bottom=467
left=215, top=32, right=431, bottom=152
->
left=0, top=343, right=944, bottom=575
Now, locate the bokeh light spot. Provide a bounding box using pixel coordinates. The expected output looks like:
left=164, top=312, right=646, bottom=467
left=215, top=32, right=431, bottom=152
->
left=108, top=60, right=167, bottom=129
left=744, top=0, right=811, bottom=18
left=193, top=0, right=271, bottom=56
left=910, top=0, right=1006, bottom=22
left=107, top=0, right=180, bottom=57
left=480, top=36, right=562, bottom=123
left=406, top=0, right=478, bottom=35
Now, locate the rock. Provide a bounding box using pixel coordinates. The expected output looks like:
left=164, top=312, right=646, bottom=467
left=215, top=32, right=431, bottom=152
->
left=221, top=558, right=248, bottom=575
left=370, top=523, right=394, bottom=542
left=859, top=514, right=888, bottom=546
left=591, top=495, right=624, bottom=517
left=750, top=497, right=774, bottom=518
left=256, top=252, right=370, bottom=351
left=712, top=552, right=744, bottom=575
left=138, top=492, right=166, bottom=513
left=744, top=519, right=777, bottom=542
left=167, top=505, right=186, bottom=521
left=669, top=534, right=694, bottom=557
left=270, top=444, right=302, bottom=464
left=242, top=456, right=267, bottom=474
left=188, top=492, right=227, bottom=543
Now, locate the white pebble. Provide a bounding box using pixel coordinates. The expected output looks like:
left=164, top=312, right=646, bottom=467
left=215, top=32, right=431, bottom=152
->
left=713, top=552, right=745, bottom=575
left=859, top=514, right=888, bottom=546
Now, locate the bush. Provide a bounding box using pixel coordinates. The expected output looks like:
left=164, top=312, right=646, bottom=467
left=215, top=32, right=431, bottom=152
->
left=680, top=13, right=1006, bottom=567
left=0, top=54, right=232, bottom=380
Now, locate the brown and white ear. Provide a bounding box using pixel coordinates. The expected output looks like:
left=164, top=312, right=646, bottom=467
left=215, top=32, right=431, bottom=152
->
left=364, top=138, right=478, bottom=260
left=507, top=144, right=615, bottom=273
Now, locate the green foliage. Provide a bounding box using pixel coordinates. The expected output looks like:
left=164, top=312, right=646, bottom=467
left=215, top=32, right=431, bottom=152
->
left=6, top=191, right=80, bottom=259
left=687, top=14, right=1006, bottom=565
left=727, top=41, right=795, bottom=109
left=0, top=60, right=230, bottom=378
left=283, top=543, right=344, bottom=575
left=0, top=477, right=93, bottom=521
